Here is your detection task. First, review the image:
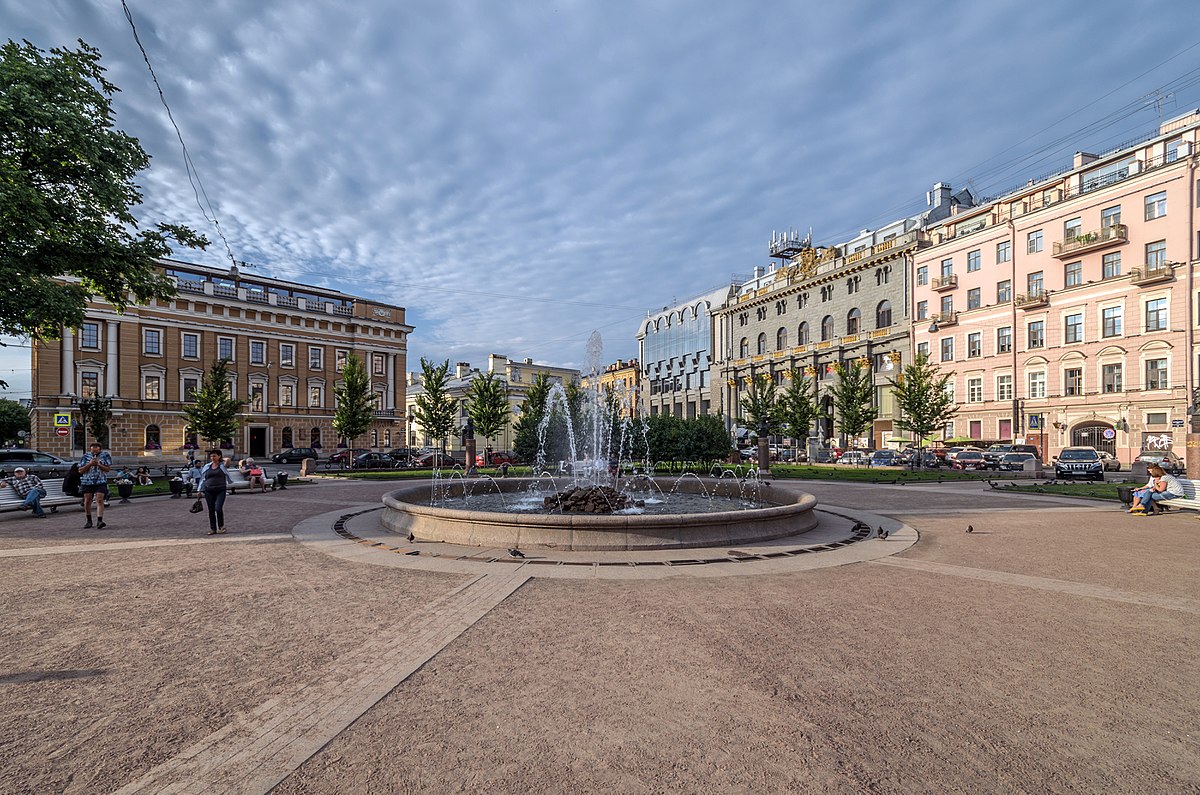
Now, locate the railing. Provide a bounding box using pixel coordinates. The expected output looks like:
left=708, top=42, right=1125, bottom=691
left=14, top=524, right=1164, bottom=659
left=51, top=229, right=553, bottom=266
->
left=792, top=344, right=809, bottom=354
left=1052, top=223, right=1127, bottom=258
left=333, top=305, right=353, bottom=316
left=276, top=295, right=298, bottom=308
left=212, top=284, right=237, bottom=298
left=869, top=327, right=892, bottom=338
left=245, top=290, right=269, bottom=304
left=176, top=279, right=206, bottom=294
left=930, top=311, right=959, bottom=327
left=841, top=333, right=861, bottom=343
left=932, top=274, right=958, bottom=291
left=373, top=409, right=396, bottom=418
left=1129, top=263, right=1175, bottom=286
left=1014, top=291, right=1049, bottom=309
left=815, top=340, right=833, bottom=349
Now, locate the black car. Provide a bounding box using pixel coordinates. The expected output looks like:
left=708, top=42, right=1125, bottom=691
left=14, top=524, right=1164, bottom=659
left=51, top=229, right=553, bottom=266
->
left=351, top=452, right=397, bottom=470
left=1053, top=447, right=1104, bottom=480
left=983, top=444, right=1012, bottom=468
left=997, top=452, right=1037, bottom=471
left=385, top=448, right=419, bottom=466
left=0, top=449, right=73, bottom=478
left=271, top=447, right=319, bottom=464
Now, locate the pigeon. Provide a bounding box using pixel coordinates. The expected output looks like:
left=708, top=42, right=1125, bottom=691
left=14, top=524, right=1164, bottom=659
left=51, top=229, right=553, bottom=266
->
left=407, top=532, right=415, bottom=542
left=877, top=526, right=889, bottom=540
left=966, top=525, right=974, bottom=534
left=508, top=548, right=526, bottom=558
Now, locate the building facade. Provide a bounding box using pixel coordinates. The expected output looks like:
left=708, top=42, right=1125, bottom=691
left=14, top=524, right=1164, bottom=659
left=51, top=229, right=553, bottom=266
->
left=911, top=110, right=1200, bottom=462
left=581, top=358, right=642, bottom=417
left=30, top=259, right=412, bottom=461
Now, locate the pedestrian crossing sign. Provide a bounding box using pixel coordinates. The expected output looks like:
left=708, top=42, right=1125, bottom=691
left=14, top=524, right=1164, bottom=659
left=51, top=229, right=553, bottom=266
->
left=54, top=413, right=71, bottom=428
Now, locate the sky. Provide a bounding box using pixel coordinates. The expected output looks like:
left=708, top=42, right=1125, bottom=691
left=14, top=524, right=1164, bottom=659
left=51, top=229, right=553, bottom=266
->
left=2, top=0, right=1199, bottom=400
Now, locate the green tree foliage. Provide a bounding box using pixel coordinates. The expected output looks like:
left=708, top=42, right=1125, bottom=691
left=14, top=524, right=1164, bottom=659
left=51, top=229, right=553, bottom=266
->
left=0, top=39, right=207, bottom=340
left=776, top=369, right=819, bottom=446
left=738, top=373, right=781, bottom=435
left=828, top=361, right=877, bottom=442
left=332, top=354, right=376, bottom=448
left=464, top=372, right=509, bottom=448
left=888, top=354, right=958, bottom=452
left=78, top=395, right=113, bottom=447
left=512, top=372, right=552, bottom=465
left=412, top=358, right=456, bottom=452
left=183, top=359, right=244, bottom=446
left=0, top=398, right=30, bottom=445
left=644, top=414, right=733, bottom=465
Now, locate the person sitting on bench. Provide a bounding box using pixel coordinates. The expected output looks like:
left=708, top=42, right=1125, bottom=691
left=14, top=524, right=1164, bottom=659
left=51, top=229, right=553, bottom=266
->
left=1129, top=465, right=1184, bottom=515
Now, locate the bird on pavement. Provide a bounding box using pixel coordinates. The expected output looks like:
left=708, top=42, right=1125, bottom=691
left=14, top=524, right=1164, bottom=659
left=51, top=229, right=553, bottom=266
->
left=966, top=525, right=974, bottom=533
left=508, top=548, right=526, bottom=558
left=407, top=532, right=415, bottom=542
left=877, top=526, right=889, bottom=540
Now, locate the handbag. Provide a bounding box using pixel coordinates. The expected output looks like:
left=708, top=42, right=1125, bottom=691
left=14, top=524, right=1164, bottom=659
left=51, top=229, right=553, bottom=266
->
left=189, top=495, right=204, bottom=514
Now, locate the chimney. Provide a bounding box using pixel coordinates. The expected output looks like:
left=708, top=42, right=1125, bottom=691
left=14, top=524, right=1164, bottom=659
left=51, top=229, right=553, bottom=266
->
left=752, top=265, right=764, bottom=278
left=455, top=362, right=471, bottom=378
left=488, top=353, right=507, bottom=374
left=926, top=182, right=952, bottom=209
left=1073, top=152, right=1098, bottom=168
left=524, top=358, right=533, bottom=365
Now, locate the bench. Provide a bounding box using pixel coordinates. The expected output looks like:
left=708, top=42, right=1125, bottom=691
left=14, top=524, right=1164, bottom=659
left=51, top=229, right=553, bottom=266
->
left=1166, top=479, right=1200, bottom=512
left=0, top=479, right=80, bottom=514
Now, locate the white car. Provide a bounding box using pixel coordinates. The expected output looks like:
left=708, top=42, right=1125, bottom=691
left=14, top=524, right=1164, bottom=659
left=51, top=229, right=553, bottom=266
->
left=839, top=450, right=870, bottom=466
left=1097, top=451, right=1121, bottom=471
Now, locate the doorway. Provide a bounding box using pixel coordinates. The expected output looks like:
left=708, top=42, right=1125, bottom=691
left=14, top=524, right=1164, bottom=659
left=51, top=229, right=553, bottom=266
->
left=249, top=427, right=268, bottom=458
left=1071, top=422, right=1115, bottom=455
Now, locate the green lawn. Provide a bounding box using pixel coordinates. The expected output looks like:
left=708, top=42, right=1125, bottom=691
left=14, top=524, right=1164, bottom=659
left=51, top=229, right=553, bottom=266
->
left=994, top=481, right=1122, bottom=500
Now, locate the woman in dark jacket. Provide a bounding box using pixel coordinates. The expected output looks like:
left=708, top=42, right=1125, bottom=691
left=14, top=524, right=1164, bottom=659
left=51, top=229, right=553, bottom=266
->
left=62, top=463, right=82, bottom=498
left=197, top=450, right=234, bottom=534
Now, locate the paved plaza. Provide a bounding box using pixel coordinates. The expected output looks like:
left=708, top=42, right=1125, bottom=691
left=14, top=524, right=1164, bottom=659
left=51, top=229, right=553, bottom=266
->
left=0, top=477, right=1197, bottom=793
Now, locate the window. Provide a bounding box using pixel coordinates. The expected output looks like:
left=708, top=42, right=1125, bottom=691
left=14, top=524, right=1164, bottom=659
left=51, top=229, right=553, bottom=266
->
left=1065, top=261, right=1082, bottom=287
left=776, top=327, right=787, bottom=350
left=1027, top=371, right=1046, bottom=399
left=80, top=322, right=100, bottom=349
left=335, top=349, right=348, bottom=373
left=81, top=371, right=98, bottom=397
left=309, top=385, right=323, bottom=407
left=1144, top=191, right=1167, bottom=221
left=373, top=353, right=386, bottom=376
left=145, top=425, right=160, bottom=449
left=1063, top=217, right=1081, bottom=240
left=1145, top=298, right=1167, bottom=331
left=846, top=308, right=861, bottom=335
left=940, top=337, right=954, bottom=362
left=821, top=316, right=834, bottom=341
left=280, top=384, right=294, bottom=407
left=1064, top=313, right=1083, bottom=343
left=183, top=377, right=199, bottom=402
left=143, top=328, right=162, bottom=355
left=1027, top=320, right=1044, bottom=349
left=218, top=336, right=234, bottom=361
left=996, top=240, right=1011, bottom=263
left=739, top=338, right=749, bottom=357
left=1027, top=271, right=1043, bottom=295
left=280, top=343, right=295, bottom=367
left=144, top=375, right=161, bottom=400
left=756, top=333, right=767, bottom=355
left=1064, top=368, right=1083, bottom=396
left=917, top=341, right=930, bottom=359
left=997, top=280, right=1012, bottom=303
left=1146, top=240, right=1167, bottom=268
left=181, top=332, right=199, bottom=359
left=967, top=288, right=980, bottom=310
left=1102, top=306, right=1123, bottom=337
left=967, top=332, right=981, bottom=358
left=250, top=384, right=265, bottom=413
left=1166, top=138, right=1186, bottom=163
left=820, top=285, right=834, bottom=302
left=1101, top=205, right=1121, bottom=227
left=1027, top=230, right=1043, bottom=253
left=997, top=326, right=1012, bottom=353
left=940, top=295, right=953, bottom=315
left=308, top=346, right=323, bottom=369
left=916, top=301, right=928, bottom=321
left=1102, top=363, right=1123, bottom=393
left=997, top=374, right=1013, bottom=401
left=967, top=250, right=981, bottom=272
left=940, top=258, right=953, bottom=278
left=310, top=427, right=322, bottom=448
left=250, top=340, right=265, bottom=365
left=1145, top=358, right=1167, bottom=390
left=1102, top=251, right=1121, bottom=279
left=281, top=427, right=293, bottom=448
left=797, top=323, right=809, bottom=345
left=916, top=266, right=928, bottom=286
left=967, top=378, right=983, bottom=403
left=846, top=276, right=860, bottom=294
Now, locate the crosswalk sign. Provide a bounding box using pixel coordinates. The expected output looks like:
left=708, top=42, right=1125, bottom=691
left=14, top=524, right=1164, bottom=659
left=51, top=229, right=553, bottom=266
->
left=54, top=413, right=71, bottom=428
left=1027, top=415, right=1041, bottom=429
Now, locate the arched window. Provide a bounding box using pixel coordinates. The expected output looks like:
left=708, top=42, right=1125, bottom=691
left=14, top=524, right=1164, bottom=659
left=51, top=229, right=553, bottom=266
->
left=370, top=428, right=379, bottom=447
left=144, top=424, right=161, bottom=450
left=776, top=327, right=787, bottom=351
left=876, top=300, right=893, bottom=329
left=281, top=426, right=294, bottom=448
left=756, top=333, right=767, bottom=355
left=739, top=338, right=749, bottom=357
left=797, top=322, right=809, bottom=345
left=846, top=308, right=861, bottom=335
left=183, top=428, right=198, bottom=450
left=310, top=427, right=322, bottom=449
left=821, top=315, right=834, bottom=341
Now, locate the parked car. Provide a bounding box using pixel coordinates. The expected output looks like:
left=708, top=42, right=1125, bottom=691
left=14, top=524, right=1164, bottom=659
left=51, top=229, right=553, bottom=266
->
left=945, top=446, right=984, bottom=465
left=476, top=450, right=519, bottom=467
left=739, top=447, right=757, bottom=461
left=997, top=452, right=1037, bottom=471
left=983, top=444, right=1013, bottom=468
left=1134, top=450, right=1185, bottom=475
left=351, top=452, right=397, bottom=470
left=270, top=447, right=319, bottom=464
left=327, top=448, right=370, bottom=466
left=412, top=449, right=462, bottom=468
left=0, top=449, right=74, bottom=478
left=1097, top=451, right=1121, bottom=471
left=812, top=448, right=840, bottom=464
left=912, top=451, right=941, bottom=468
left=1053, top=447, right=1104, bottom=481
left=951, top=451, right=988, bottom=470
left=870, top=450, right=903, bottom=467
left=839, top=450, right=870, bottom=466
left=1009, top=444, right=1041, bottom=459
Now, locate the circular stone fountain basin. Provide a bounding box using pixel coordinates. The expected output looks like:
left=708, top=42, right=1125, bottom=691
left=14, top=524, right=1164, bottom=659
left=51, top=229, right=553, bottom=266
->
left=381, top=477, right=819, bottom=551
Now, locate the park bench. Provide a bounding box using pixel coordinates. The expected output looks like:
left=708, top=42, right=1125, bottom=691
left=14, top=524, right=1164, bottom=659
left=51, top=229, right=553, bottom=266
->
left=1166, top=479, right=1200, bottom=512
left=0, top=479, right=80, bottom=514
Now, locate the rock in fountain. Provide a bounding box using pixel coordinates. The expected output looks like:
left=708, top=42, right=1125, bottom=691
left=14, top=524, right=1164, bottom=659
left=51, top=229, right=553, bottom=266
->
left=545, top=485, right=644, bottom=513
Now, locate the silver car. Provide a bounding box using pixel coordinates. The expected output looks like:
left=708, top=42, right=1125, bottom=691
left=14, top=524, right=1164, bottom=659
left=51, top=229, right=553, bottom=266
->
left=0, top=449, right=74, bottom=478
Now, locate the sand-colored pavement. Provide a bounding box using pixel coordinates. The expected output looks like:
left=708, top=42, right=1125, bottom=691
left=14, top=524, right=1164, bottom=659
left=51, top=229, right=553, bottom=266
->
left=0, top=477, right=1196, bottom=793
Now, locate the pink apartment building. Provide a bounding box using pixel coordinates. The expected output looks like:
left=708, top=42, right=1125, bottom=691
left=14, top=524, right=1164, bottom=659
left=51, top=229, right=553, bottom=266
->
left=911, top=110, right=1200, bottom=464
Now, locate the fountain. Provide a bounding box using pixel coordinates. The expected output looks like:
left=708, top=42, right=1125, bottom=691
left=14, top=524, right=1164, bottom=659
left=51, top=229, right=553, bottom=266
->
left=381, top=332, right=819, bottom=550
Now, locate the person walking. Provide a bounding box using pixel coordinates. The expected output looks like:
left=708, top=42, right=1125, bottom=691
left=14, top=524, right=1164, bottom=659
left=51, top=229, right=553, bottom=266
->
left=78, top=441, right=112, bottom=529
left=0, top=467, right=48, bottom=518
left=198, top=449, right=234, bottom=534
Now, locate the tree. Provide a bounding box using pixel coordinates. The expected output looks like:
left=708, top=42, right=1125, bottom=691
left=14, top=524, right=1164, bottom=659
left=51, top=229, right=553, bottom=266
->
left=463, top=372, right=509, bottom=450
left=0, top=39, right=207, bottom=340
left=888, top=354, right=958, bottom=460
left=776, top=369, right=818, bottom=448
left=78, top=395, right=113, bottom=447
left=183, top=359, right=244, bottom=447
left=332, top=354, right=376, bottom=449
left=828, top=361, right=877, bottom=444
left=738, top=373, right=781, bottom=435
left=0, top=398, right=30, bottom=445
left=411, top=358, right=456, bottom=452
left=513, top=372, right=552, bottom=465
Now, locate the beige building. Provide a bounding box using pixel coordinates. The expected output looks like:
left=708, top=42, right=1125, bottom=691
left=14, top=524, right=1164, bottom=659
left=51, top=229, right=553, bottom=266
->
left=581, top=358, right=642, bottom=417
left=30, top=259, right=412, bottom=462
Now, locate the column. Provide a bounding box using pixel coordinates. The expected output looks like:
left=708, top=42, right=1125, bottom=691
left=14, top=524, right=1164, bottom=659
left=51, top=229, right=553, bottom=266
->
left=106, top=322, right=119, bottom=396
left=386, top=353, right=396, bottom=410
left=61, top=328, right=75, bottom=396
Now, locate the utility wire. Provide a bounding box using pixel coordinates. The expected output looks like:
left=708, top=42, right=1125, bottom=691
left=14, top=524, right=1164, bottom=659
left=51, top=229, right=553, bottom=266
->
left=121, top=0, right=239, bottom=270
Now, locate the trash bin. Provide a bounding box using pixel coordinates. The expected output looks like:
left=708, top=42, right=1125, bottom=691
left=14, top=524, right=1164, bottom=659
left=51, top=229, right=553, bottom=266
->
left=1116, top=486, right=1134, bottom=508
left=274, top=471, right=288, bottom=490
left=116, top=481, right=134, bottom=503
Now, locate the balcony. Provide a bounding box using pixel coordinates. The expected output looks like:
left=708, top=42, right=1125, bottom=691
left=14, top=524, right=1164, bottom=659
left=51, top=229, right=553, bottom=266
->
left=1014, top=291, right=1050, bottom=310
left=841, top=333, right=861, bottom=344
left=1052, top=223, right=1127, bottom=258
left=932, top=274, right=958, bottom=291
left=929, top=311, right=959, bottom=328
left=373, top=409, right=397, bottom=418
left=1130, top=262, right=1175, bottom=286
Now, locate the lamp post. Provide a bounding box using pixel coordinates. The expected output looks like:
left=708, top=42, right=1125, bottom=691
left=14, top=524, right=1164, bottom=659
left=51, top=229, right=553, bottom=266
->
left=756, top=417, right=771, bottom=478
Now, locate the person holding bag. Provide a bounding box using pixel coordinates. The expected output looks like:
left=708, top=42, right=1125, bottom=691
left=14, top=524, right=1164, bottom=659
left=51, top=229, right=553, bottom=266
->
left=197, top=449, right=234, bottom=534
